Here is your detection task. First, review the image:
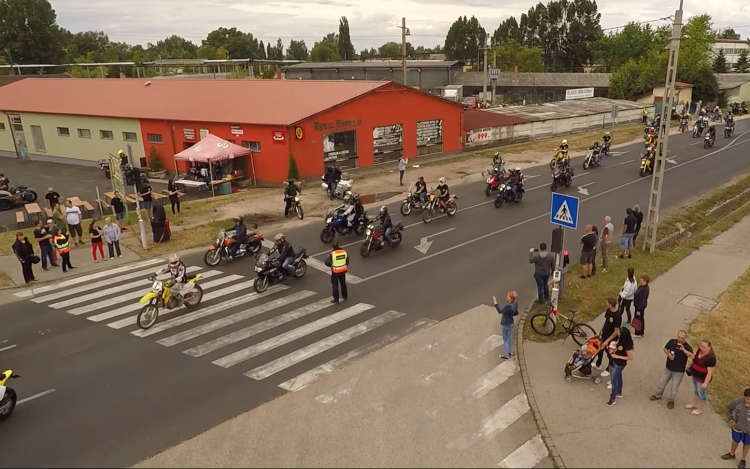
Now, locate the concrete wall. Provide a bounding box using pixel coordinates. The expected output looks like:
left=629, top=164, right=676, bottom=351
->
left=285, top=68, right=454, bottom=93
left=0, top=120, right=14, bottom=153
left=0, top=113, right=145, bottom=166
left=725, top=83, right=750, bottom=104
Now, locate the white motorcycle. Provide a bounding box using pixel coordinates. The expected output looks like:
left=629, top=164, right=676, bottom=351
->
left=321, top=172, right=353, bottom=200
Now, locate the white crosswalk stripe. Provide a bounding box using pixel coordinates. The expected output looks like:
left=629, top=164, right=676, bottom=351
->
left=24, top=262, right=435, bottom=393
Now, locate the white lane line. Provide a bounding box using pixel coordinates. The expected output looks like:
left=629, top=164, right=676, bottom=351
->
left=184, top=298, right=336, bottom=357
left=497, top=434, right=549, bottom=468
left=130, top=284, right=288, bottom=337
left=17, top=388, right=56, bottom=405
left=213, top=303, right=375, bottom=368
left=610, top=159, right=634, bottom=167
left=279, top=317, right=437, bottom=392
left=578, top=182, right=596, bottom=189
left=446, top=392, right=530, bottom=450
left=156, top=290, right=317, bottom=347
left=466, top=360, right=519, bottom=400
left=0, top=345, right=17, bottom=353
left=245, top=310, right=404, bottom=380
left=306, top=257, right=364, bottom=284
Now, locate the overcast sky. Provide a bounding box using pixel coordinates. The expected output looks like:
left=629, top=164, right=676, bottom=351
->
left=53, top=0, right=750, bottom=51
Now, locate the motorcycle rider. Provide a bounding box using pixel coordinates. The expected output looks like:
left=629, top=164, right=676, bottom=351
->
left=333, top=194, right=356, bottom=229
left=117, top=149, right=128, bottom=166
left=436, top=177, right=450, bottom=209
left=228, top=216, right=248, bottom=258
left=602, top=131, right=611, bottom=151
left=284, top=178, right=301, bottom=217
left=725, top=112, right=735, bottom=135
left=559, top=139, right=569, bottom=152
left=379, top=206, right=394, bottom=246
left=415, top=176, right=428, bottom=205
left=324, top=165, right=342, bottom=198
left=0, top=173, right=9, bottom=191
left=351, top=193, right=365, bottom=228
left=157, top=254, right=188, bottom=308
left=273, top=233, right=296, bottom=278
left=492, top=152, right=503, bottom=166
left=508, top=167, right=523, bottom=202
left=707, top=124, right=717, bottom=143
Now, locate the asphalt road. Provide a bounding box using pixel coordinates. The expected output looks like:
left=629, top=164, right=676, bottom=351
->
left=1, top=122, right=749, bottom=467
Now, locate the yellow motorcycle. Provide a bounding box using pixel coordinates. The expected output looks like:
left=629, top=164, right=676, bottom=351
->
left=137, top=274, right=203, bottom=329
left=550, top=149, right=568, bottom=169
left=0, top=369, right=20, bottom=421
left=639, top=148, right=655, bottom=177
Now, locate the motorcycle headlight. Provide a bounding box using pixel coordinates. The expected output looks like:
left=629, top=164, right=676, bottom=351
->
left=295, top=196, right=300, bottom=202
left=366, top=229, right=372, bottom=236
left=499, top=184, right=506, bottom=190
left=326, top=217, right=332, bottom=223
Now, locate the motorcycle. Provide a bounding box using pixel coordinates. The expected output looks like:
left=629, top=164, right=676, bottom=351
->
left=639, top=150, right=655, bottom=177
left=582, top=148, right=602, bottom=170
left=0, top=369, right=20, bottom=422
left=692, top=121, right=704, bottom=138
left=724, top=122, right=735, bottom=138
left=400, top=188, right=426, bottom=216
left=703, top=133, right=715, bottom=149
left=422, top=192, right=458, bottom=223
left=137, top=273, right=204, bottom=329
left=286, top=195, right=304, bottom=220
left=253, top=247, right=309, bottom=293
left=204, top=224, right=263, bottom=266
left=601, top=140, right=611, bottom=156
left=484, top=164, right=508, bottom=196
left=550, top=166, right=573, bottom=192
left=494, top=182, right=525, bottom=208
left=360, top=220, right=404, bottom=257
left=320, top=209, right=368, bottom=243
left=679, top=117, right=689, bottom=133
left=0, top=186, right=37, bottom=211
left=730, top=102, right=748, bottom=115
left=321, top=172, right=353, bottom=200
left=549, top=149, right=568, bottom=170
left=98, top=159, right=112, bottom=179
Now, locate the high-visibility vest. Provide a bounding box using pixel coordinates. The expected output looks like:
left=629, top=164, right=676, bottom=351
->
left=330, top=249, right=348, bottom=274
left=54, top=235, right=70, bottom=253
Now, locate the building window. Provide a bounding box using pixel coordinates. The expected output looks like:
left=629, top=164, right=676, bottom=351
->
left=78, top=128, right=91, bottom=138
left=100, top=130, right=114, bottom=140
left=123, top=131, right=138, bottom=142
left=0, top=123, right=5, bottom=131
left=30, top=125, right=46, bottom=153
left=57, top=127, right=70, bottom=137
left=147, top=133, right=163, bottom=144
left=226, top=139, right=236, bottom=144
left=242, top=141, right=261, bottom=152
left=9, top=115, right=21, bottom=124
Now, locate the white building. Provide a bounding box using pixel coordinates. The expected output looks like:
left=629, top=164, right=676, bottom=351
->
left=712, top=39, right=748, bottom=68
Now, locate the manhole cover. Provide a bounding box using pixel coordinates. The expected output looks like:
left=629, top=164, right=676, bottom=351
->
left=678, top=294, right=719, bottom=311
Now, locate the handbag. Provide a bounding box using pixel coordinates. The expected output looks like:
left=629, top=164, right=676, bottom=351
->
left=631, top=315, right=643, bottom=331
left=31, top=255, right=40, bottom=264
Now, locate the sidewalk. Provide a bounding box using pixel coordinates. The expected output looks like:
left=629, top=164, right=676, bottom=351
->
left=523, top=214, right=750, bottom=468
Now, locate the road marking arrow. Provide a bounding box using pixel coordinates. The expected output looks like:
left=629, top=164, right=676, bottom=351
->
left=576, top=182, right=595, bottom=196
left=414, top=228, right=455, bottom=255
left=666, top=158, right=677, bottom=164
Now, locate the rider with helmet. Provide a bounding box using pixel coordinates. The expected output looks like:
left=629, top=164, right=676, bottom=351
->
left=274, top=233, right=296, bottom=277
left=508, top=167, right=523, bottom=202
left=379, top=206, right=394, bottom=246
left=228, top=216, right=248, bottom=258
left=559, top=139, right=569, bottom=152
left=602, top=131, right=611, bottom=145
left=334, top=194, right=356, bottom=228
left=436, top=177, right=450, bottom=207
left=492, top=152, right=503, bottom=166
left=557, top=140, right=570, bottom=165
left=157, top=254, right=188, bottom=308
left=117, top=149, right=128, bottom=165
left=415, top=176, right=428, bottom=204
left=708, top=124, right=717, bottom=142
left=284, top=178, right=301, bottom=217
left=0, top=173, right=9, bottom=191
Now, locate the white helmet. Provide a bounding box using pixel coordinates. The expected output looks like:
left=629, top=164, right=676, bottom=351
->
left=169, top=253, right=180, bottom=265
left=515, top=167, right=521, bottom=172
left=438, top=177, right=446, bottom=184
left=561, top=139, right=568, bottom=145
left=605, top=131, right=610, bottom=136
left=343, top=194, right=351, bottom=203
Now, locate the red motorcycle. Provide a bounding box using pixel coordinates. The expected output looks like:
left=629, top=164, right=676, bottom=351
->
left=360, top=220, right=404, bottom=257
left=484, top=167, right=509, bottom=196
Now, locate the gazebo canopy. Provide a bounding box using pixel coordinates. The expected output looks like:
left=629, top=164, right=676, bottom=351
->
left=174, top=134, right=252, bottom=163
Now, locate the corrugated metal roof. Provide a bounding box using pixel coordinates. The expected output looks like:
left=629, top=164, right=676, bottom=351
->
left=486, top=97, right=646, bottom=123
left=463, top=109, right=531, bottom=130
left=715, top=73, right=750, bottom=90
left=286, top=60, right=463, bottom=70
left=452, top=71, right=612, bottom=88
left=0, top=78, right=390, bottom=125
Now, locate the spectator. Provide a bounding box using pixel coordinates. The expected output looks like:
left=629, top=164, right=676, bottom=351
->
left=89, top=220, right=105, bottom=263
left=595, top=297, right=622, bottom=380
left=601, top=216, right=614, bottom=272
left=529, top=243, right=555, bottom=303
left=53, top=227, right=74, bottom=272
left=103, top=217, right=122, bottom=259
left=398, top=156, right=408, bottom=186
left=682, top=340, right=716, bottom=416
left=45, top=187, right=61, bottom=208
left=110, top=191, right=126, bottom=229
left=579, top=225, right=597, bottom=279
left=633, top=274, right=650, bottom=337
left=591, top=225, right=599, bottom=276
left=493, top=291, right=518, bottom=360
left=139, top=183, right=153, bottom=219
left=167, top=179, right=181, bottom=215
left=619, top=267, right=637, bottom=326
left=51, top=203, right=66, bottom=233
left=65, top=200, right=84, bottom=245
left=559, top=251, right=570, bottom=300
left=650, top=330, right=692, bottom=409
left=722, top=388, right=750, bottom=468
left=607, top=326, right=634, bottom=406
left=632, top=204, right=644, bottom=245
left=46, top=218, right=60, bottom=265
left=33, top=219, right=56, bottom=270
left=620, top=208, right=638, bottom=259
left=12, top=232, right=36, bottom=284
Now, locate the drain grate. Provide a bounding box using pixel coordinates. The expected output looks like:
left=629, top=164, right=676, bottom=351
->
left=678, top=294, right=719, bottom=311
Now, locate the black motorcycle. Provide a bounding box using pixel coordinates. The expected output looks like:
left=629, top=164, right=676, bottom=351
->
left=582, top=148, right=602, bottom=170
left=98, top=160, right=112, bottom=179
left=0, top=186, right=38, bottom=210
left=692, top=121, right=704, bottom=138
left=724, top=122, right=735, bottom=138
left=679, top=117, right=689, bottom=133
left=400, top=188, right=426, bottom=216
left=320, top=208, right=368, bottom=244
left=253, top=248, right=309, bottom=293
left=550, top=167, right=573, bottom=192
left=601, top=140, right=611, bottom=156
left=494, top=182, right=524, bottom=208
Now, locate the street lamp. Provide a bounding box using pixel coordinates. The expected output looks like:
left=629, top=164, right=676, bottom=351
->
left=398, top=18, right=411, bottom=86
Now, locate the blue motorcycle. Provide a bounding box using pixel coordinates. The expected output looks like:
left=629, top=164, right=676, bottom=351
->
left=320, top=208, right=368, bottom=244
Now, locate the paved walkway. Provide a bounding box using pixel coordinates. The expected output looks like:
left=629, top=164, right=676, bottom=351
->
left=523, top=214, right=750, bottom=468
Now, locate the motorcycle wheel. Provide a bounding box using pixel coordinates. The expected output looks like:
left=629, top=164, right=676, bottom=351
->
left=254, top=276, right=269, bottom=293
left=0, top=389, right=17, bottom=421
left=294, top=260, right=307, bottom=278
left=422, top=209, right=433, bottom=224
left=446, top=202, right=457, bottom=216
left=105, top=170, right=112, bottom=180
left=549, top=159, right=557, bottom=170
left=204, top=249, right=222, bottom=266
left=704, top=141, right=708, bottom=148
left=360, top=242, right=372, bottom=258
left=0, top=199, right=12, bottom=211
left=320, top=227, right=336, bottom=244
left=296, top=204, right=304, bottom=220
left=485, top=185, right=492, bottom=197
left=391, top=233, right=402, bottom=248
left=24, top=191, right=38, bottom=203
left=550, top=181, right=558, bottom=192
left=400, top=201, right=412, bottom=216
left=354, top=223, right=366, bottom=236
left=583, top=159, right=590, bottom=170
left=183, top=285, right=203, bottom=308
left=639, top=167, right=648, bottom=178
left=494, top=195, right=504, bottom=208
left=565, top=179, right=572, bottom=188
left=693, top=129, right=698, bottom=138
left=137, top=304, right=159, bottom=330
left=249, top=241, right=262, bottom=255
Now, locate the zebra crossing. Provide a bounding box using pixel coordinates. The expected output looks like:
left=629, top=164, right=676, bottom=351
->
left=17, top=259, right=434, bottom=393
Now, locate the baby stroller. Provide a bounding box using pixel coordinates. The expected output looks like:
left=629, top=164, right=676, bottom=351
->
left=564, top=337, right=604, bottom=384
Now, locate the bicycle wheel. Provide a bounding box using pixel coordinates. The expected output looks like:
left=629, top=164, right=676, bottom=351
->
left=530, top=313, right=555, bottom=336
left=570, top=323, right=597, bottom=346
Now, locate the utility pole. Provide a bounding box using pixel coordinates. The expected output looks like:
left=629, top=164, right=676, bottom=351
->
left=482, top=37, right=489, bottom=107
left=399, top=18, right=410, bottom=86
left=644, top=0, right=683, bottom=253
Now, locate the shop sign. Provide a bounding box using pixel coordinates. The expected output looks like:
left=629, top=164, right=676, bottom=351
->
left=416, top=119, right=443, bottom=147
left=295, top=126, right=304, bottom=140
left=314, top=119, right=362, bottom=132
left=231, top=125, right=244, bottom=136
left=323, top=130, right=358, bottom=162
left=183, top=128, right=196, bottom=140
left=465, top=127, right=497, bottom=145
left=373, top=124, right=403, bottom=164
left=272, top=131, right=285, bottom=143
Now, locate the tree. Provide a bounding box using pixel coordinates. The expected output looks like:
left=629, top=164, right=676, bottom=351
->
left=203, top=27, right=260, bottom=59
left=286, top=40, right=309, bottom=60
left=310, top=34, right=340, bottom=62
left=0, top=0, right=67, bottom=65
left=491, top=42, right=544, bottom=72
left=147, top=146, right=164, bottom=172
left=287, top=154, right=300, bottom=181
left=338, top=17, right=355, bottom=61
left=149, top=35, right=198, bottom=59
left=376, top=41, right=413, bottom=58
left=717, top=28, right=740, bottom=40
left=591, top=23, right=669, bottom=72
left=359, top=47, right=378, bottom=60
left=258, top=40, right=267, bottom=59
left=266, top=38, right=284, bottom=60
left=444, top=16, right=486, bottom=68
left=713, top=49, right=729, bottom=73
left=734, top=49, right=750, bottom=73
left=66, top=31, right=110, bottom=62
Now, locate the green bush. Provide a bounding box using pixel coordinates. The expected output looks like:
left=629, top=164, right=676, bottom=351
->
left=148, top=146, right=164, bottom=171
left=287, top=153, right=300, bottom=180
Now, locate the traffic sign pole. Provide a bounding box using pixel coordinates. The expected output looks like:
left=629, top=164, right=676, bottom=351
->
left=549, top=193, right=579, bottom=321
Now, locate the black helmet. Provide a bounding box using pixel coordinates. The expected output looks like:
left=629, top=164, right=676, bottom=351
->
left=288, top=178, right=295, bottom=185
left=418, top=176, right=424, bottom=181
left=234, top=216, right=242, bottom=224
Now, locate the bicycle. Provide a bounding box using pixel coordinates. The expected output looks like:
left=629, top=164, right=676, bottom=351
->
left=530, top=304, right=597, bottom=346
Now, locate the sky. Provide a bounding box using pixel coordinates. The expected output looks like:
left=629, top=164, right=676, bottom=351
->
left=52, top=0, right=750, bottom=52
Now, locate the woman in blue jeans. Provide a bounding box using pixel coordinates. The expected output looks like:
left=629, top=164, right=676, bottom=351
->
left=494, top=291, right=519, bottom=360
left=607, top=326, right=634, bottom=406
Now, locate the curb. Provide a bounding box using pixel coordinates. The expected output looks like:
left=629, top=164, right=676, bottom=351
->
left=515, top=300, right=567, bottom=469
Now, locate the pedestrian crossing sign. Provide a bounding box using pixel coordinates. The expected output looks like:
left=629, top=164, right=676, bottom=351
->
left=550, top=193, right=579, bottom=229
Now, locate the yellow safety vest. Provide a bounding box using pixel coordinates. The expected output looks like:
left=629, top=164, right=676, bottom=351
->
left=331, top=249, right=348, bottom=274
left=54, top=235, right=70, bottom=253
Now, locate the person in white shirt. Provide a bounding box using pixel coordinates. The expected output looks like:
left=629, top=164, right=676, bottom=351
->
left=619, top=267, right=637, bottom=326
left=64, top=200, right=85, bottom=245
left=601, top=216, right=614, bottom=272
left=398, top=156, right=409, bottom=186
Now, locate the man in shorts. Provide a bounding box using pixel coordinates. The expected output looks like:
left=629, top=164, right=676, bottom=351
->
left=620, top=208, right=638, bottom=259
left=722, top=388, right=750, bottom=468
left=64, top=200, right=85, bottom=245
left=579, top=225, right=597, bottom=279
left=110, top=191, right=126, bottom=228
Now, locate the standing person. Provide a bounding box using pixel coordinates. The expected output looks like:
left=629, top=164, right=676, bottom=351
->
left=88, top=220, right=105, bottom=263
left=46, top=218, right=59, bottom=265
left=632, top=204, right=644, bottom=245
left=52, top=203, right=66, bottom=234
left=619, top=267, right=637, bottom=326
left=682, top=340, right=716, bottom=416
left=33, top=219, right=56, bottom=270
left=595, top=298, right=622, bottom=380
left=64, top=200, right=84, bottom=245
left=103, top=217, right=122, bottom=259
left=650, top=330, right=692, bottom=409
left=12, top=232, right=36, bottom=284
left=620, top=208, right=638, bottom=259
left=45, top=187, right=61, bottom=208
left=398, top=156, right=408, bottom=186
left=642, top=108, right=648, bottom=124
left=494, top=291, right=519, bottom=360
left=633, top=273, right=650, bottom=337
left=591, top=225, right=599, bottom=276
left=559, top=250, right=570, bottom=300
left=139, top=182, right=153, bottom=219
left=607, top=326, right=634, bottom=406
left=722, top=388, right=750, bottom=468
left=167, top=179, right=181, bottom=215
left=323, top=242, right=348, bottom=303
left=529, top=243, right=554, bottom=303
left=579, top=225, right=597, bottom=279
left=53, top=228, right=74, bottom=272
left=601, top=216, right=614, bottom=272
left=110, top=191, right=126, bottom=229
